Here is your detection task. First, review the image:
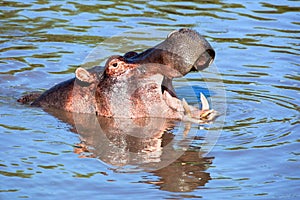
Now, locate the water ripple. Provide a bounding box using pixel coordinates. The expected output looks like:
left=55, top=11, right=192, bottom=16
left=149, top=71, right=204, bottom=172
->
left=0, top=0, right=299, bottom=199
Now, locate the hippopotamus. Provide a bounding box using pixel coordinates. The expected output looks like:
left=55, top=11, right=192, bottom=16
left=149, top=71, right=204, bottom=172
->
left=18, top=28, right=217, bottom=122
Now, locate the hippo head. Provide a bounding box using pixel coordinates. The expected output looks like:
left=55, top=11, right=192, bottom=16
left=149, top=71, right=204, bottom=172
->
left=28, top=28, right=217, bottom=122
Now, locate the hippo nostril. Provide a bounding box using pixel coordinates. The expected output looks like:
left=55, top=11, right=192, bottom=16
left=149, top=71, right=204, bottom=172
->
left=191, top=48, right=216, bottom=71
left=206, top=49, right=215, bottom=66
left=207, top=49, right=215, bottom=60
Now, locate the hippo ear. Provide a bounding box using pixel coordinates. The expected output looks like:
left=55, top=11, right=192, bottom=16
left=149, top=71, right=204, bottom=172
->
left=75, top=67, right=93, bottom=83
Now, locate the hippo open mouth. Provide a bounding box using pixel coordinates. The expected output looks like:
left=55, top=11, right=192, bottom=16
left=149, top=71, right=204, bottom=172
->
left=124, top=28, right=215, bottom=97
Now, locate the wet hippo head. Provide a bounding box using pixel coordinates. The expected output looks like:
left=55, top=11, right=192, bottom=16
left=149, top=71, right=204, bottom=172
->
left=127, top=28, right=215, bottom=76
left=21, top=28, right=218, bottom=122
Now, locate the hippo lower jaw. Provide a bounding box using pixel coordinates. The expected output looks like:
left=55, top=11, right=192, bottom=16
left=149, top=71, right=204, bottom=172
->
left=162, top=89, right=218, bottom=123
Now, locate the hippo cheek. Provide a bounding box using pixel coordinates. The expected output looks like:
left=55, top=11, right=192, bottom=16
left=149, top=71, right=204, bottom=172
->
left=129, top=93, right=149, bottom=118
left=95, top=90, right=113, bottom=117
left=129, top=83, right=160, bottom=118
left=129, top=82, right=173, bottom=118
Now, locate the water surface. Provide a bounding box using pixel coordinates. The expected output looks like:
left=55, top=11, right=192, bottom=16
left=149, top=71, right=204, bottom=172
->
left=0, top=0, right=299, bottom=199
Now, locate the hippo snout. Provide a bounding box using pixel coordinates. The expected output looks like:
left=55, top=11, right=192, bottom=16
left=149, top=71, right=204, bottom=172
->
left=127, top=28, right=215, bottom=77
left=164, top=28, right=215, bottom=74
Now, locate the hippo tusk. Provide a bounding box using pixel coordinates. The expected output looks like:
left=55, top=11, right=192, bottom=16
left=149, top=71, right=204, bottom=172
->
left=182, top=93, right=219, bottom=124
left=200, top=93, right=210, bottom=110
left=182, top=98, right=205, bottom=123
left=180, top=93, right=220, bottom=124
left=182, top=98, right=191, bottom=117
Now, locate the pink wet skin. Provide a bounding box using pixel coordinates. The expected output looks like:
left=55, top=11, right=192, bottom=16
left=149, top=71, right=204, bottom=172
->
left=19, top=29, right=218, bottom=123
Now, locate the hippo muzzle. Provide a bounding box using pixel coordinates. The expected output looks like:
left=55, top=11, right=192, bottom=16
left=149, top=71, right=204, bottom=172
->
left=126, top=28, right=215, bottom=77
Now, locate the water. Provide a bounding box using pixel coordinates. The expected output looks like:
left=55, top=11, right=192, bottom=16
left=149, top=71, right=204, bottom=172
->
left=0, top=0, right=299, bottom=199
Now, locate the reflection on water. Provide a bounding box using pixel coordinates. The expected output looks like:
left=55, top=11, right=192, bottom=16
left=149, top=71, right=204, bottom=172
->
left=46, top=109, right=214, bottom=192
left=1, top=0, right=299, bottom=199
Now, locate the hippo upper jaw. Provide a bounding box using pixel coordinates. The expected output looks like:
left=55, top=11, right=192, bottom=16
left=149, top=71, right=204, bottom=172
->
left=125, top=28, right=215, bottom=77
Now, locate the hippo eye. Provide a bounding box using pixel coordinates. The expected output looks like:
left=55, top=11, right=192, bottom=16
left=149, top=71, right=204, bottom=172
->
left=112, top=62, right=118, bottom=68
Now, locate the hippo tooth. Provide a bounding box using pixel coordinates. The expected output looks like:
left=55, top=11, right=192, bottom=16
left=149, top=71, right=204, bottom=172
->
left=182, top=98, right=191, bottom=117
left=200, top=93, right=210, bottom=110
